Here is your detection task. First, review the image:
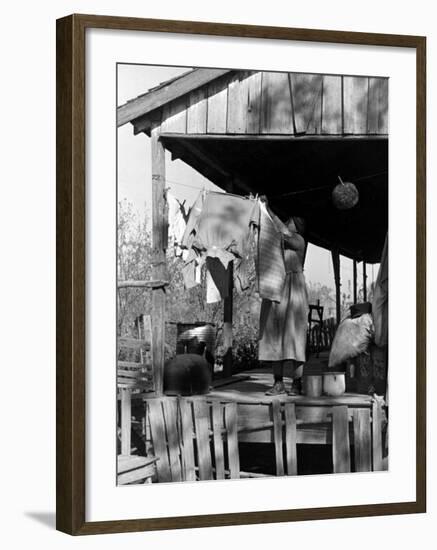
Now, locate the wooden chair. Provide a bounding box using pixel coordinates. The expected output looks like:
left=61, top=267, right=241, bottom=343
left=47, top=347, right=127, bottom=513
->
left=117, top=319, right=154, bottom=456
left=307, top=302, right=325, bottom=356
left=146, top=397, right=240, bottom=482
left=117, top=455, right=159, bottom=485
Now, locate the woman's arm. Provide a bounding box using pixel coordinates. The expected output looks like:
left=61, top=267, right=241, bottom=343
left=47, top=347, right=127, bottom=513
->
left=259, top=195, right=305, bottom=251
left=283, top=232, right=305, bottom=251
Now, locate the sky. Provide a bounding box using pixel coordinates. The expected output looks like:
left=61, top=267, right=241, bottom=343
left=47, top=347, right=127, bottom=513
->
left=117, top=64, right=378, bottom=291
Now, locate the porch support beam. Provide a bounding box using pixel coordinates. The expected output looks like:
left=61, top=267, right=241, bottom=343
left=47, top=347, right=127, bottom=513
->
left=150, top=120, right=167, bottom=395
left=222, top=179, right=234, bottom=379
left=353, top=259, right=358, bottom=304
left=331, top=249, right=341, bottom=325
left=362, top=261, right=367, bottom=302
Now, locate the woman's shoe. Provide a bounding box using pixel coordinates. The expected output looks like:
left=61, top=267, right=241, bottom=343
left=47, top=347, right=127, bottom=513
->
left=288, top=377, right=302, bottom=396
left=265, top=380, right=287, bottom=395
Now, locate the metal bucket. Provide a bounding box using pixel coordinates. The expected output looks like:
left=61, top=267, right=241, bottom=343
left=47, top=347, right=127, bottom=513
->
left=323, top=371, right=346, bottom=396
left=176, top=322, right=216, bottom=364
left=303, top=374, right=323, bottom=397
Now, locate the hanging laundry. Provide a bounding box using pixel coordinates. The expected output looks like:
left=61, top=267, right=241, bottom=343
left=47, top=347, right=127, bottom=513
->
left=181, top=190, right=259, bottom=299
left=167, top=191, right=188, bottom=258
left=181, top=190, right=259, bottom=263
left=206, top=257, right=230, bottom=301
left=253, top=202, right=287, bottom=303
left=180, top=249, right=203, bottom=289
left=206, top=268, right=222, bottom=303
left=372, top=234, right=388, bottom=347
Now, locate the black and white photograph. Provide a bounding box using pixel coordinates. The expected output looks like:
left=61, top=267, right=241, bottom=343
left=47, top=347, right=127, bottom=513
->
left=116, top=65, right=389, bottom=484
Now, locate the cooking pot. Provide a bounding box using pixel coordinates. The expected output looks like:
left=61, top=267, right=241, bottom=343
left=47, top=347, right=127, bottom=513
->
left=303, top=375, right=323, bottom=397
left=323, top=371, right=346, bottom=397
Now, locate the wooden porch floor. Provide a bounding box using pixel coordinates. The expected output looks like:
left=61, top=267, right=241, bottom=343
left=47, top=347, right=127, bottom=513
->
left=209, top=366, right=374, bottom=407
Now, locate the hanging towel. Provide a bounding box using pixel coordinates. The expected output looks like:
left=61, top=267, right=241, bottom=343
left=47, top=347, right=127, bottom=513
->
left=255, top=202, right=286, bottom=303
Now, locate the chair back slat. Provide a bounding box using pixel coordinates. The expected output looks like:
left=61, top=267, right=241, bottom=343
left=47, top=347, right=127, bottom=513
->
left=332, top=405, right=351, bottom=473
left=162, top=399, right=182, bottom=482
left=271, top=400, right=285, bottom=476
left=353, top=408, right=372, bottom=472
left=211, top=401, right=225, bottom=479
left=193, top=400, right=213, bottom=480
left=148, top=400, right=172, bottom=482
left=284, top=403, right=298, bottom=476
left=179, top=398, right=196, bottom=481
left=224, top=402, right=240, bottom=479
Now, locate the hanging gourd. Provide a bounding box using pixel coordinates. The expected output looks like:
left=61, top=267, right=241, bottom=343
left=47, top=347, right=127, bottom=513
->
left=332, top=176, right=359, bottom=210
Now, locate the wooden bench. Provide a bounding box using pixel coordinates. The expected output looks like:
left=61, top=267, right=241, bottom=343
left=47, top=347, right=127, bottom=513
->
left=117, top=454, right=158, bottom=485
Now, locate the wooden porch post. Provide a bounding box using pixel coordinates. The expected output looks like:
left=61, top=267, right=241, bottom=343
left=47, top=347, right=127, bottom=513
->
left=353, top=259, right=358, bottom=304
left=222, top=261, right=234, bottom=378
left=222, top=179, right=234, bottom=378
left=151, top=120, right=167, bottom=395
left=362, top=262, right=367, bottom=302
left=331, top=249, right=341, bottom=325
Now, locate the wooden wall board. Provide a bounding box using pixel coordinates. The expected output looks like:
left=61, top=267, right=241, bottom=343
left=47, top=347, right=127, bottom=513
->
left=187, top=88, right=208, bottom=134
left=343, top=76, right=369, bottom=134
left=367, top=77, right=389, bottom=134
left=261, top=71, right=294, bottom=134
left=290, top=73, right=323, bottom=134
left=207, top=74, right=230, bottom=133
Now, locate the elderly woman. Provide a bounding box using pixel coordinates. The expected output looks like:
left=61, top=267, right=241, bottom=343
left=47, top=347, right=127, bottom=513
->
left=258, top=199, right=308, bottom=396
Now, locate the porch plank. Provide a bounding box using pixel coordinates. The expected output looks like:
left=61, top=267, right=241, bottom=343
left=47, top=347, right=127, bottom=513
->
left=148, top=400, right=172, bottom=482
left=162, top=399, right=182, bottom=482
left=225, top=402, right=240, bottom=479
left=179, top=398, right=196, bottom=481
left=193, top=400, right=213, bottom=480
left=332, top=406, right=351, bottom=473
left=353, top=408, right=372, bottom=472
left=284, top=403, right=298, bottom=476
left=372, top=399, right=384, bottom=471
left=120, top=388, right=131, bottom=456
left=212, top=401, right=225, bottom=479
left=272, top=400, right=284, bottom=476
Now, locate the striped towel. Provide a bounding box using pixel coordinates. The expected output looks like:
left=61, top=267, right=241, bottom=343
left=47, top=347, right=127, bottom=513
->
left=256, top=202, right=286, bottom=302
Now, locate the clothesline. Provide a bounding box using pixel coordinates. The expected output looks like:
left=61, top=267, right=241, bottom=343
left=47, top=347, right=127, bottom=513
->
left=273, top=171, right=388, bottom=198
left=166, top=170, right=388, bottom=200
left=166, top=178, right=225, bottom=193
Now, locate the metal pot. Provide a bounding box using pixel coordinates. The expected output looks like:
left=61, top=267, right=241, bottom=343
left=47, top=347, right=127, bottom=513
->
left=303, top=375, right=323, bottom=397
left=323, top=371, right=346, bottom=396
left=176, top=322, right=216, bottom=365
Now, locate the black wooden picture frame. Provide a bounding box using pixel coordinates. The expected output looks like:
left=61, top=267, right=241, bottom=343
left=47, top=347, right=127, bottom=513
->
left=56, top=13, right=426, bottom=535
